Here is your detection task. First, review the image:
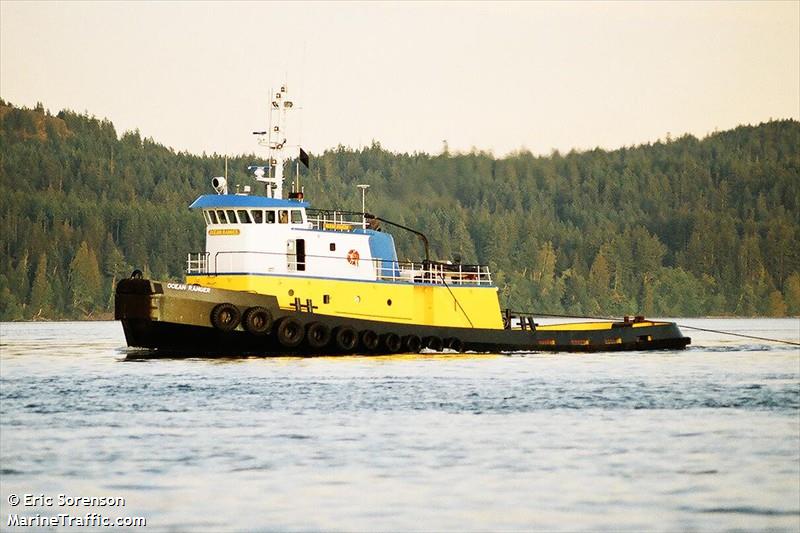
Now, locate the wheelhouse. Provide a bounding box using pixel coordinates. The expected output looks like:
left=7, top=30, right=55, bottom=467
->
left=186, top=194, right=493, bottom=287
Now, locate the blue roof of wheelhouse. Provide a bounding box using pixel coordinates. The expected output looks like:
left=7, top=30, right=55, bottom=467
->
left=189, top=195, right=310, bottom=209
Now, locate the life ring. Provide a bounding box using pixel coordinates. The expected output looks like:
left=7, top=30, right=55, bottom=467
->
left=347, top=249, right=360, bottom=266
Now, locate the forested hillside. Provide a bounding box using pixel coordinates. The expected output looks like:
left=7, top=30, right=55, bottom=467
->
left=1, top=100, right=798, bottom=320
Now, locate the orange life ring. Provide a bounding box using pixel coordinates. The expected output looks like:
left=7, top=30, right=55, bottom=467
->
left=347, top=249, right=360, bottom=266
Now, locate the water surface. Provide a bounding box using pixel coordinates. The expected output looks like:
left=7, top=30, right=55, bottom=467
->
left=1, top=319, right=798, bottom=531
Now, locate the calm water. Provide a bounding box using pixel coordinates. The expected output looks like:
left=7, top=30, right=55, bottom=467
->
left=1, top=319, right=798, bottom=532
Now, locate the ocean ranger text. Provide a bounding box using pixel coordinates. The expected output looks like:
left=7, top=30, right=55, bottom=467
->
left=166, top=283, right=211, bottom=293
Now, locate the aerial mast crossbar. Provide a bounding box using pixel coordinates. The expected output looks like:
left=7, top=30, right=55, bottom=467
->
left=252, top=85, right=296, bottom=199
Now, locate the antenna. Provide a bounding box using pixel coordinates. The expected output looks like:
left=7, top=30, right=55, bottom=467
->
left=357, top=184, right=370, bottom=227
left=251, top=84, right=297, bottom=199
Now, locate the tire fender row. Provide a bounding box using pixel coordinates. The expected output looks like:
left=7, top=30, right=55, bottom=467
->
left=209, top=302, right=465, bottom=353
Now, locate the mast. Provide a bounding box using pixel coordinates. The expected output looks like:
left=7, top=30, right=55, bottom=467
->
left=253, top=85, right=295, bottom=199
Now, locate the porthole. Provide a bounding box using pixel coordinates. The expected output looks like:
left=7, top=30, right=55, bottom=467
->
left=288, top=289, right=295, bottom=296
left=387, top=299, right=392, bottom=306
left=354, top=296, right=361, bottom=304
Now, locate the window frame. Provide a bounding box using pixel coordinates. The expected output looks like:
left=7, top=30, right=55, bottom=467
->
left=237, top=209, right=252, bottom=223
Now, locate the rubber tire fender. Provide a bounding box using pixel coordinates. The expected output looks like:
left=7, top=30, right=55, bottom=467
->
left=403, top=335, right=422, bottom=353
left=242, top=306, right=273, bottom=336
left=334, top=326, right=358, bottom=352
left=424, top=336, right=444, bottom=352
left=307, top=322, right=332, bottom=349
left=276, top=317, right=305, bottom=348
left=360, top=330, right=379, bottom=351
left=210, top=303, right=241, bottom=332
left=445, top=337, right=464, bottom=353
left=382, top=332, right=402, bottom=353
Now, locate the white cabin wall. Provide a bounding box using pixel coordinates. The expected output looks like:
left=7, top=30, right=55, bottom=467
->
left=204, top=223, right=378, bottom=280
left=296, top=230, right=377, bottom=280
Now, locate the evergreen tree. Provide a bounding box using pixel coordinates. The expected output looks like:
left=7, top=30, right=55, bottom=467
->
left=28, top=252, right=52, bottom=318
left=766, top=290, right=787, bottom=317
left=69, top=241, right=102, bottom=316
left=784, top=273, right=800, bottom=316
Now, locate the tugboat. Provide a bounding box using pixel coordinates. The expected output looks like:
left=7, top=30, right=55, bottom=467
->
left=115, top=86, right=691, bottom=355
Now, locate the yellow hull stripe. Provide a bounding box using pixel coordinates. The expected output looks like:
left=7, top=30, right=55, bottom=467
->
left=186, top=274, right=504, bottom=329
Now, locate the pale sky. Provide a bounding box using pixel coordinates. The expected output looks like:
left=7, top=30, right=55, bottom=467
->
left=1, top=1, right=798, bottom=157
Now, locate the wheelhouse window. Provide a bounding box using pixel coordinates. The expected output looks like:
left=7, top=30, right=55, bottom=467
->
left=202, top=211, right=211, bottom=225
left=216, top=210, right=228, bottom=224
left=208, top=210, right=219, bottom=224
left=290, top=209, right=303, bottom=224
left=237, top=210, right=251, bottom=223
left=278, top=210, right=289, bottom=224
left=266, top=210, right=276, bottom=223
left=226, top=209, right=237, bottom=223
left=251, top=210, right=263, bottom=224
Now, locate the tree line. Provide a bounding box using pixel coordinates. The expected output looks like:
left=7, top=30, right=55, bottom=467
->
left=0, top=100, right=798, bottom=320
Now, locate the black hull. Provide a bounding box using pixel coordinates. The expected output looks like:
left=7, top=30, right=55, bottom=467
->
left=116, top=278, right=691, bottom=356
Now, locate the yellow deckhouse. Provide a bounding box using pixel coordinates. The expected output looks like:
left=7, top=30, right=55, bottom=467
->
left=185, top=194, right=504, bottom=331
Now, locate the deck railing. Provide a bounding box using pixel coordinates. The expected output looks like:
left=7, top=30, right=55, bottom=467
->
left=186, top=250, right=492, bottom=286
left=186, top=252, right=209, bottom=274
left=305, top=209, right=367, bottom=232
left=373, top=260, right=493, bottom=285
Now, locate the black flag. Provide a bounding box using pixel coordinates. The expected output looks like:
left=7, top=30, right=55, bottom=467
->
left=299, top=147, right=310, bottom=169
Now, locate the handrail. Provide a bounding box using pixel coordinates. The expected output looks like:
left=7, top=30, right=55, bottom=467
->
left=306, top=209, right=366, bottom=231
left=185, top=250, right=493, bottom=286
left=306, top=208, right=431, bottom=262
left=364, top=213, right=430, bottom=262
